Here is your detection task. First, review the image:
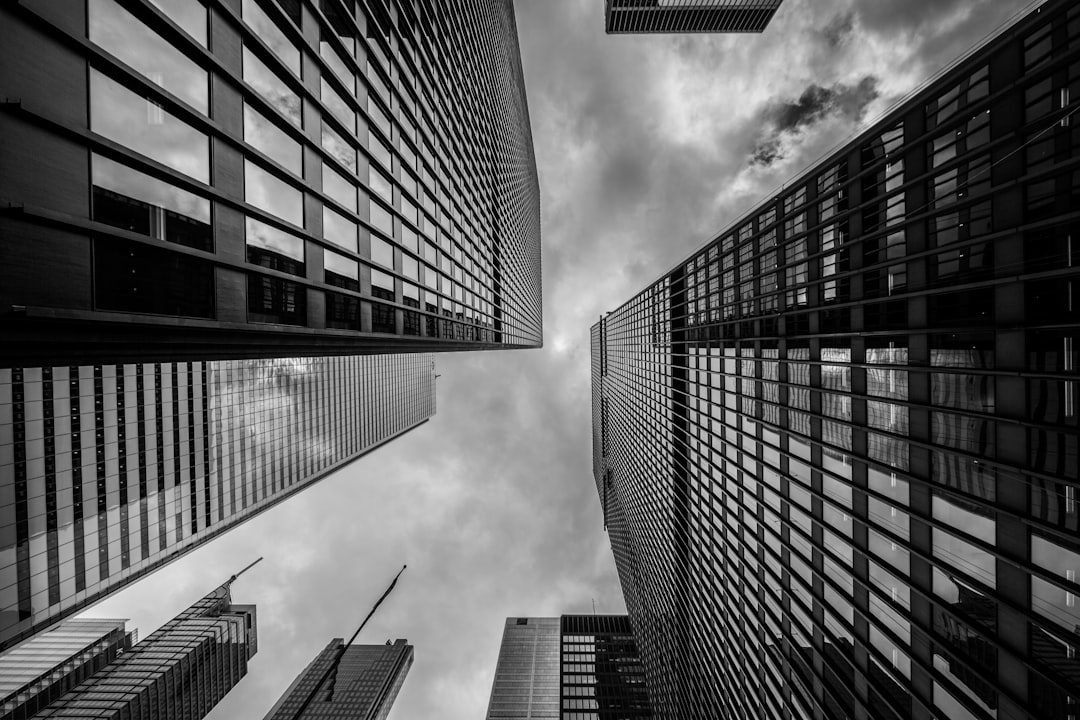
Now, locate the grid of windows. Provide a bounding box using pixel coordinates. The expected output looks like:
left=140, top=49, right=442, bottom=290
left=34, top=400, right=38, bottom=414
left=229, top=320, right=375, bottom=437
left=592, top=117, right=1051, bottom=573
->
left=485, top=618, right=561, bottom=720
left=604, top=0, right=784, bottom=34
left=0, top=0, right=541, bottom=363
left=593, top=2, right=1080, bottom=718
left=262, top=639, right=413, bottom=720
left=0, top=355, right=435, bottom=651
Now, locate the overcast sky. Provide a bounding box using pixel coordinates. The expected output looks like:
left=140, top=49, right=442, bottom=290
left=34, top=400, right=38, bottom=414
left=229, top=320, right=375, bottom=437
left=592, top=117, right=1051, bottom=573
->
left=88, top=1, right=1035, bottom=718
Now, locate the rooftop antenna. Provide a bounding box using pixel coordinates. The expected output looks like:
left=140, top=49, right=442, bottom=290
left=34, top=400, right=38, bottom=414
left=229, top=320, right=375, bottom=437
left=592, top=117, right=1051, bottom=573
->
left=225, top=557, right=263, bottom=589
left=287, top=565, right=407, bottom=720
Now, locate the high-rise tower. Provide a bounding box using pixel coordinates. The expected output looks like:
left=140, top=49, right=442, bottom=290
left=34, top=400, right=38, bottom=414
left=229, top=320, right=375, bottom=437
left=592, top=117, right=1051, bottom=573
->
left=485, top=615, right=651, bottom=720
left=263, top=639, right=413, bottom=720
left=604, top=0, right=784, bottom=34
left=0, top=355, right=434, bottom=651
left=0, top=0, right=541, bottom=365
left=593, top=1, right=1080, bottom=718
left=26, top=569, right=257, bottom=719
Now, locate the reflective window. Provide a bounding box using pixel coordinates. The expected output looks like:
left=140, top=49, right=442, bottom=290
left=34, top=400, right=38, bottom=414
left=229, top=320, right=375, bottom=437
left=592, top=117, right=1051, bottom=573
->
left=245, top=216, right=304, bottom=276
left=241, top=0, right=300, bottom=75
left=370, top=199, right=394, bottom=237
left=371, top=236, right=394, bottom=269
left=89, top=0, right=208, bottom=114
left=322, top=121, right=357, bottom=174
left=369, top=130, right=392, bottom=169
left=243, top=47, right=301, bottom=126
left=322, top=206, right=358, bottom=254
left=402, top=255, right=419, bottom=281
left=371, top=267, right=395, bottom=300
left=324, top=249, right=358, bottom=292
left=932, top=528, right=996, bottom=588
left=243, top=103, right=301, bottom=174
left=321, top=78, right=356, bottom=134
left=369, top=165, right=393, bottom=201
left=322, top=162, right=357, bottom=213
left=148, top=0, right=207, bottom=46
left=244, top=159, right=303, bottom=226
left=95, top=238, right=214, bottom=317
left=92, top=153, right=211, bottom=251
left=1032, top=535, right=1080, bottom=633
left=248, top=273, right=305, bottom=325
left=319, top=32, right=354, bottom=92
left=90, top=69, right=210, bottom=183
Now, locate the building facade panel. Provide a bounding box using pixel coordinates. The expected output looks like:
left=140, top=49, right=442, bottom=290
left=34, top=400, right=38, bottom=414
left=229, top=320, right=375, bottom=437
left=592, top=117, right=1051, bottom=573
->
left=0, top=0, right=541, bottom=365
left=605, top=0, right=784, bottom=34
left=0, top=354, right=434, bottom=651
left=593, top=2, right=1080, bottom=718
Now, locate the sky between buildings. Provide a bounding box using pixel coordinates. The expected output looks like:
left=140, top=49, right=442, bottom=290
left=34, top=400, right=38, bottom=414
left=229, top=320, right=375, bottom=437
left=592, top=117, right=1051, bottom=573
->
left=88, top=1, right=1036, bottom=718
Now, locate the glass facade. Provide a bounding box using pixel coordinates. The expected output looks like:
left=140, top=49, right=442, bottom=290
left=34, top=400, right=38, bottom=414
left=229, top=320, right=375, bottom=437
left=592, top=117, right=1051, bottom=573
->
left=0, top=355, right=435, bottom=651
left=605, top=0, right=784, bottom=34
left=262, top=638, right=412, bottom=720
left=0, top=0, right=541, bottom=363
left=592, top=1, right=1080, bottom=718
left=0, top=618, right=133, bottom=720
left=31, top=576, right=256, bottom=719
left=485, top=616, right=652, bottom=720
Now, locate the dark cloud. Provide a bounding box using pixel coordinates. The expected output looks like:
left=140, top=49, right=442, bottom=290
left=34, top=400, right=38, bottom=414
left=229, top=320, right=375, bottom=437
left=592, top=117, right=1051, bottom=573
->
left=822, top=12, right=854, bottom=47
left=751, top=76, right=879, bottom=166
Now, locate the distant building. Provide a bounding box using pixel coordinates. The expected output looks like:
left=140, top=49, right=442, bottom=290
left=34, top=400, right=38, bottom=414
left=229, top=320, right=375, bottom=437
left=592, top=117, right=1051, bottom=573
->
left=605, top=0, right=784, bottom=34
left=0, top=355, right=433, bottom=651
left=29, top=572, right=256, bottom=719
left=592, top=0, right=1080, bottom=718
left=0, top=0, right=541, bottom=366
left=485, top=615, right=651, bottom=720
left=263, top=638, right=413, bottom=720
left=0, top=618, right=134, bottom=719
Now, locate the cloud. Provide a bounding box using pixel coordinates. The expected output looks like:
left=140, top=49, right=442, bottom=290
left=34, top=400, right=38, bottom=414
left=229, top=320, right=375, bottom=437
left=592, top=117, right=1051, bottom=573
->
left=751, top=76, right=880, bottom=167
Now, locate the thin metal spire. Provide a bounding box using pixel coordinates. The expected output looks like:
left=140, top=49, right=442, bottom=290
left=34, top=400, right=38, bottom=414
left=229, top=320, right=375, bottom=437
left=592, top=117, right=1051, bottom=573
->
left=286, top=565, right=407, bottom=720
left=225, top=557, right=264, bottom=589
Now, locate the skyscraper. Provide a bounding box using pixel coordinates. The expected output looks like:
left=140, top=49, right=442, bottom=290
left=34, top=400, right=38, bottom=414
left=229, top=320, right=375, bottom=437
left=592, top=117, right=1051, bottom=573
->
left=604, top=0, right=784, bottom=34
left=29, top=569, right=257, bottom=719
left=263, top=638, right=413, bottom=720
left=593, top=1, right=1080, bottom=718
left=485, top=616, right=651, bottom=720
left=0, top=354, right=434, bottom=651
left=0, top=0, right=541, bottom=366
left=0, top=618, right=134, bottom=719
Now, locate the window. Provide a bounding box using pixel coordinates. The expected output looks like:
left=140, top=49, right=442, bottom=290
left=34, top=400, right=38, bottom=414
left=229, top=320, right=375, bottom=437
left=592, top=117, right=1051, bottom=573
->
left=371, top=267, right=394, bottom=301
left=322, top=206, right=358, bottom=254
left=243, top=103, right=301, bottom=174
left=95, top=239, right=214, bottom=317
left=369, top=130, right=392, bottom=169
left=322, top=121, right=356, bottom=174
left=245, top=216, right=304, bottom=276
left=147, top=0, right=207, bottom=46
left=243, top=47, right=301, bottom=126
left=90, top=69, right=210, bottom=183
left=244, top=159, right=303, bottom=226
left=370, top=198, right=394, bottom=237
left=89, top=0, right=208, bottom=114
left=322, top=163, right=357, bottom=212
left=241, top=0, right=300, bottom=75
left=248, top=273, right=305, bottom=325
left=324, top=249, right=358, bottom=292
left=321, top=77, right=355, bottom=133
left=92, top=153, right=211, bottom=251
left=371, top=236, right=394, bottom=269
left=369, top=165, right=393, bottom=201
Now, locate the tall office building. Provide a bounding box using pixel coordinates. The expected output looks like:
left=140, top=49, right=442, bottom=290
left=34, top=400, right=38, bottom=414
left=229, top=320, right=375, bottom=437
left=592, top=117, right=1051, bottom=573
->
left=605, top=0, right=784, bottom=34
left=0, top=354, right=434, bottom=651
left=0, top=618, right=134, bottom=719
left=485, top=615, right=651, bottom=720
left=592, top=1, right=1080, bottom=718
left=29, top=571, right=257, bottom=719
left=263, top=638, right=412, bottom=720
left=0, top=0, right=541, bottom=365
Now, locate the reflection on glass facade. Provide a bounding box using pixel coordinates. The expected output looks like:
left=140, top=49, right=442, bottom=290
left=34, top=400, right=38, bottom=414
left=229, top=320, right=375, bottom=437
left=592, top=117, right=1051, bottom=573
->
left=605, top=0, right=784, bottom=34
left=31, top=575, right=256, bottom=719
left=263, top=638, right=413, bottom=720
left=0, top=0, right=541, bottom=363
left=0, top=355, right=435, bottom=651
left=485, top=616, right=652, bottom=720
left=592, top=2, right=1080, bottom=718
left=0, top=617, right=133, bottom=720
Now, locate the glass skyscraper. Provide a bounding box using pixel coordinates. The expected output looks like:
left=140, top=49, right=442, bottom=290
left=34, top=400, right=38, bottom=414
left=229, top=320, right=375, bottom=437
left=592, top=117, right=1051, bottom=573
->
left=0, top=354, right=434, bottom=651
left=592, top=1, right=1080, bottom=718
left=263, top=638, right=412, bottom=720
left=485, top=616, right=651, bottom=720
left=0, top=618, right=134, bottom=719
left=0, top=0, right=541, bottom=365
left=605, top=0, right=784, bottom=34
left=29, top=573, right=257, bottom=719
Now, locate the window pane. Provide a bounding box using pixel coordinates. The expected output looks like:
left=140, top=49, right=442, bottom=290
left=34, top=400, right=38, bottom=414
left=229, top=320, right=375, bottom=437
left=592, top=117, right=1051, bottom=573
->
left=241, top=0, right=299, bottom=74
left=369, top=130, right=392, bottom=169
left=92, top=153, right=211, bottom=251
left=322, top=121, right=356, bottom=174
left=321, top=78, right=355, bottom=134
left=370, top=267, right=395, bottom=300
left=369, top=165, right=392, bottom=201
left=370, top=198, right=393, bottom=237
left=371, top=236, right=394, bottom=269
left=90, top=69, right=209, bottom=183
left=248, top=273, right=305, bottom=325
left=324, top=248, right=358, bottom=285
left=242, top=47, right=301, bottom=126
left=245, top=216, right=304, bottom=276
left=95, top=238, right=214, bottom=317
left=89, top=0, right=208, bottom=114
left=147, top=0, right=207, bottom=45
left=322, top=206, right=358, bottom=254
left=320, top=33, right=354, bottom=91
left=322, top=163, right=357, bottom=213
left=243, top=103, right=301, bottom=175
left=244, top=159, right=303, bottom=226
